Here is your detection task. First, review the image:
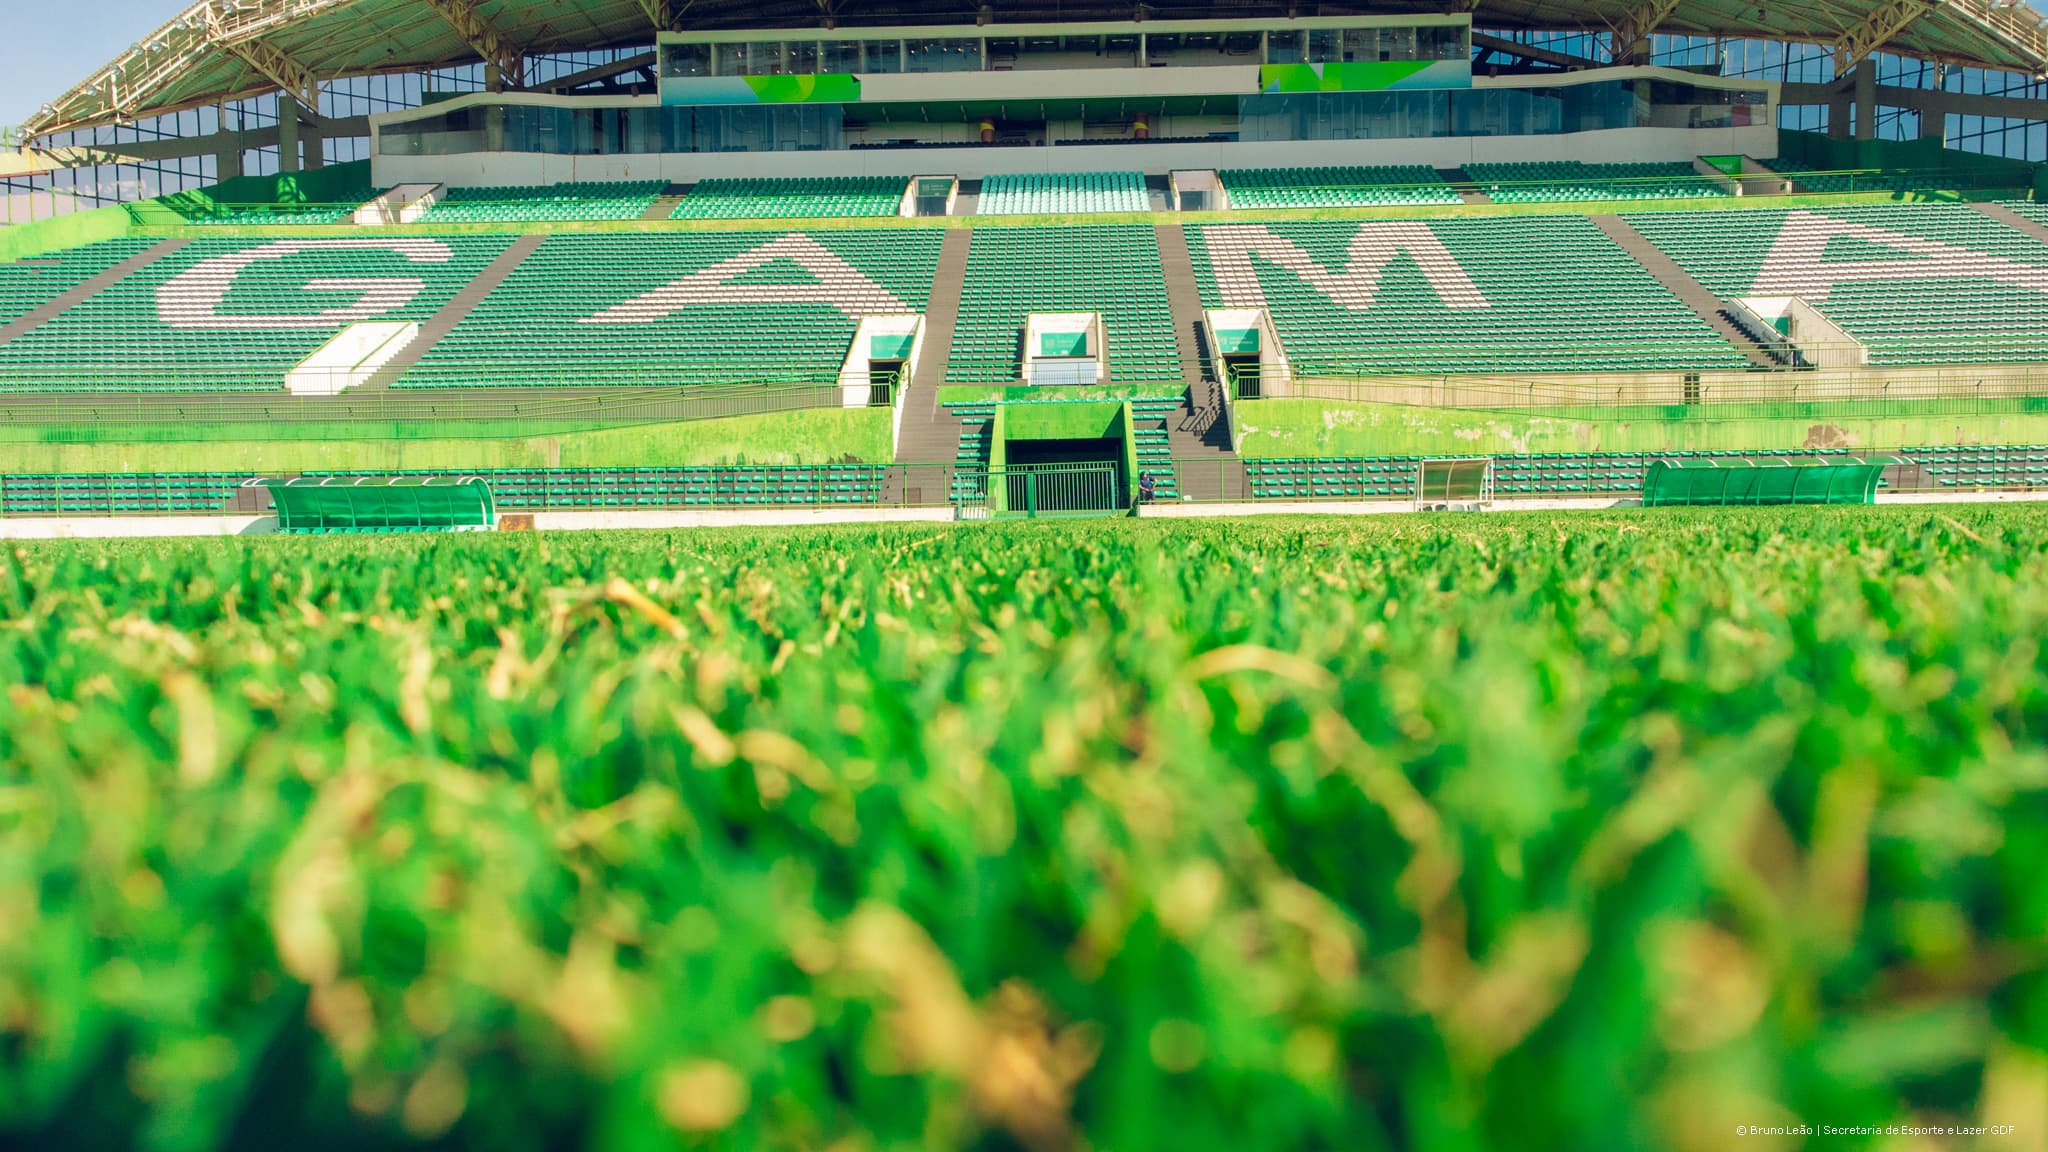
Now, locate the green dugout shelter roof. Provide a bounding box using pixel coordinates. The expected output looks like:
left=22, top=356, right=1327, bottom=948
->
left=1641, top=456, right=1901, bottom=507
left=257, top=476, right=497, bottom=534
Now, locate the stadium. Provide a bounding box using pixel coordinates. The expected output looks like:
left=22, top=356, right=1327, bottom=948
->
left=6, top=0, right=2048, bottom=1147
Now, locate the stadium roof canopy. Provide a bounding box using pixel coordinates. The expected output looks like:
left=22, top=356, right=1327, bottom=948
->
left=25, top=0, right=2048, bottom=138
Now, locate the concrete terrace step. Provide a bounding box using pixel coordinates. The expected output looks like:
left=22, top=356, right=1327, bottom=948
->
left=368, top=233, right=549, bottom=390
left=1438, top=167, right=1491, bottom=205
left=1591, top=215, right=1781, bottom=371
left=893, top=229, right=975, bottom=466
left=1975, top=203, right=2048, bottom=247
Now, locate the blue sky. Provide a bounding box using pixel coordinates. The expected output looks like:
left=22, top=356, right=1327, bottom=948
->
left=4, top=0, right=186, bottom=127
left=8, top=0, right=2048, bottom=128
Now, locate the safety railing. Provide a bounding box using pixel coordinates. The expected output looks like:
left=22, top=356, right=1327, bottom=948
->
left=1161, top=447, right=2048, bottom=507
left=952, top=462, right=1126, bottom=519
left=1264, top=360, right=2048, bottom=420
left=0, top=374, right=868, bottom=440
left=0, top=462, right=967, bottom=518
left=1753, top=166, right=2029, bottom=195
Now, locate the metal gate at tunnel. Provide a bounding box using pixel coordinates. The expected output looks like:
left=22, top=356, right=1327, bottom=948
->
left=952, top=462, right=1125, bottom=520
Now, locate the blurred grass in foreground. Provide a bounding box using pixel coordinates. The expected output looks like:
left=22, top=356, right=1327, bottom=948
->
left=2, top=509, right=2047, bottom=1151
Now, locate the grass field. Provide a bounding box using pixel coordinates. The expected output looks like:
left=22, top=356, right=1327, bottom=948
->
left=4, top=509, right=2046, bottom=1149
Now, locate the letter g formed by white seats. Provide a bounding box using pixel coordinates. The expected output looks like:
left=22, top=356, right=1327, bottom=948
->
left=156, top=238, right=455, bottom=330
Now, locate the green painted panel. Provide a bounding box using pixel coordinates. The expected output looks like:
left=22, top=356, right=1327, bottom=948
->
left=1004, top=401, right=1124, bottom=441
left=1216, top=328, right=1260, bottom=354
left=1260, top=61, right=1431, bottom=93
left=1040, top=331, right=1090, bottom=358
left=0, top=203, right=132, bottom=264
left=870, top=334, right=914, bottom=360
left=744, top=74, right=861, bottom=104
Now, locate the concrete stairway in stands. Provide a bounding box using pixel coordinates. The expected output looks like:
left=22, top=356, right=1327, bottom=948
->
left=1976, top=202, right=2048, bottom=246
left=1439, top=167, right=1491, bottom=205
left=643, top=193, right=684, bottom=221
left=1592, top=215, right=1782, bottom=370
left=369, top=233, right=548, bottom=389
left=893, top=228, right=973, bottom=466
left=0, top=238, right=190, bottom=347
left=1153, top=223, right=1237, bottom=501
left=952, top=180, right=982, bottom=217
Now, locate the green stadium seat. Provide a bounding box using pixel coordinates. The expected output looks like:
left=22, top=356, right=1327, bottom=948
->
left=948, top=226, right=1182, bottom=384
left=0, top=236, right=511, bottom=392
left=418, top=182, right=665, bottom=224
left=404, top=229, right=944, bottom=389
left=1218, top=166, right=1461, bottom=210
left=978, top=172, right=1148, bottom=216
left=1186, top=216, right=1747, bottom=375
left=673, top=177, right=906, bottom=220
left=1628, top=203, right=2048, bottom=366
left=1465, top=162, right=1730, bottom=204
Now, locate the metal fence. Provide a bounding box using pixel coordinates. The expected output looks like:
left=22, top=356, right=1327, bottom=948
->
left=0, top=378, right=863, bottom=441
left=0, top=462, right=965, bottom=518
left=1265, top=363, right=2048, bottom=420
left=953, top=462, right=1127, bottom=519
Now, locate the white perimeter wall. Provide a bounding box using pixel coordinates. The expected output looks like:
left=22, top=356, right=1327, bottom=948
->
left=372, top=123, right=1776, bottom=187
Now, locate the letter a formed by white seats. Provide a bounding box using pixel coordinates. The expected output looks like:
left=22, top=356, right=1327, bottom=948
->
left=582, top=234, right=911, bottom=324
left=1751, top=210, right=2048, bottom=301
left=1203, top=222, right=1488, bottom=314
left=156, top=238, right=455, bottom=329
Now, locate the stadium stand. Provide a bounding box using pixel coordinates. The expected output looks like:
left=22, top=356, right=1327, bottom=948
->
left=0, top=236, right=512, bottom=391
left=1185, top=216, right=1749, bottom=374
left=0, top=239, right=158, bottom=326
left=0, top=472, right=251, bottom=514
left=978, top=172, right=1149, bottom=215
left=417, top=181, right=666, bottom=223
left=671, top=177, right=906, bottom=219
left=2001, top=201, right=2048, bottom=228
left=1218, top=166, right=1463, bottom=209
left=404, top=229, right=944, bottom=388
left=404, top=466, right=889, bottom=507
left=188, top=202, right=369, bottom=226
left=946, top=403, right=996, bottom=466
left=0, top=466, right=891, bottom=515
left=1763, top=159, right=1937, bottom=195
left=947, top=225, right=1184, bottom=384
left=1130, top=396, right=1181, bottom=499
left=7, top=446, right=2041, bottom=517
left=1465, top=161, right=1730, bottom=203
left=1241, top=447, right=2048, bottom=499
left=1627, top=204, right=2048, bottom=364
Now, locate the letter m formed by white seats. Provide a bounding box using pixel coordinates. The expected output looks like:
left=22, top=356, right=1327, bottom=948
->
left=583, top=234, right=910, bottom=323
left=1203, top=223, right=1487, bottom=313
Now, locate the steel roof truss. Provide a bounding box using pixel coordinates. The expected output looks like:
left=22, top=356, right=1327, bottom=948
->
left=1610, top=0, right=1689, bottom=63
left=422, top=0, right=528, bottom=85
left=1835, top=0, right=1944, bottom=72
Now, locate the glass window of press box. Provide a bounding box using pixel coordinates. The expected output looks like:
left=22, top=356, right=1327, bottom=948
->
left=1239, top=80, right=1764, bottom=142
left=1261, top=25, right=1463, bottom=64
left=378, top=104, right=846, bottom=156
left=659, top=25, right=1466, bottom=75
left=380, top=78, right=1759, bottom=156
